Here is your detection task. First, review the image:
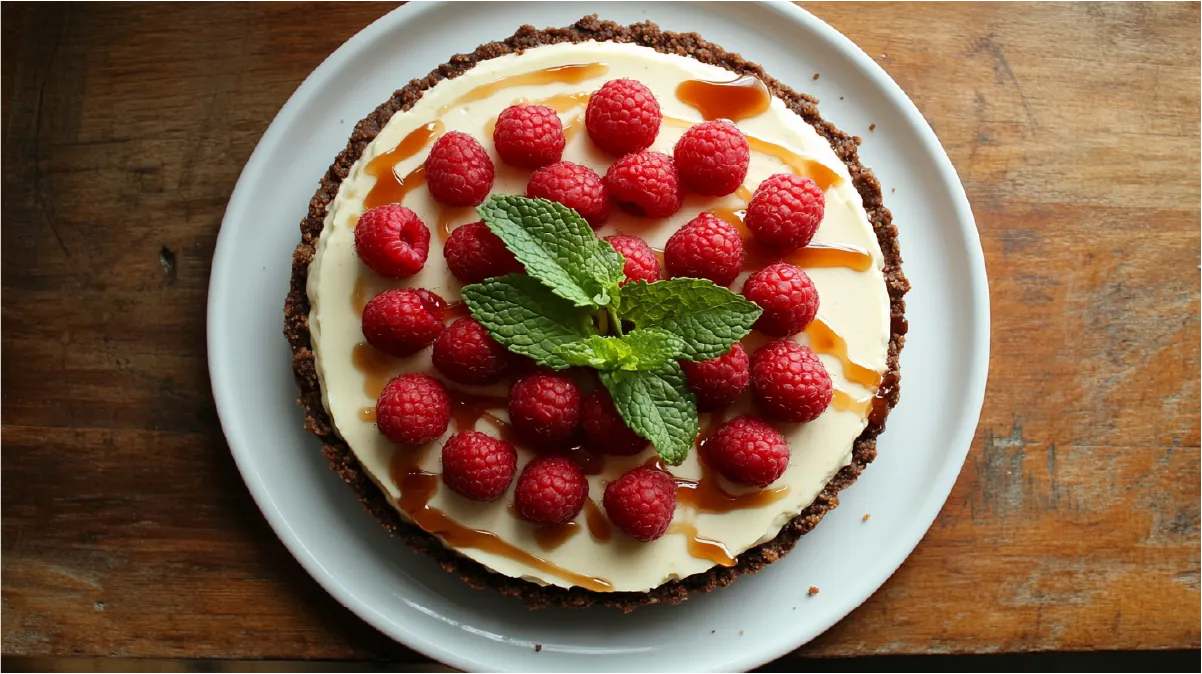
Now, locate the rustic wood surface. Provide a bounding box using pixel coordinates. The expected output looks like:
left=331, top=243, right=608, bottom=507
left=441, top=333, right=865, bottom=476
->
left=2, top=1, right=1199, bottom=665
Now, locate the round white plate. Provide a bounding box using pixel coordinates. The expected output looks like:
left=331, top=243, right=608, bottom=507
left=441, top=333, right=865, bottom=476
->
left=208, top=2, right=988, bottom=671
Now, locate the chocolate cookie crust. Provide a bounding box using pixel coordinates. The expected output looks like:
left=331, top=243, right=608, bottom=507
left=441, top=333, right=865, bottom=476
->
left=283, top=16, right=909, bottom=610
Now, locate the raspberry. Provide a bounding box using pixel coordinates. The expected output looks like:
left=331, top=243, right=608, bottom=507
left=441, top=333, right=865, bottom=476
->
left=376, top=374, right=451, bottom=446
left=582, top=388, right=648, bottom=456
left=514, top=455, right=588, bottom=526
left=493, top=104, right=565, bottom=169
left=526, top=161, right=610, bottom=228
left=361, top=288, right=446, bottom=357
left=585, top=79, right=662, bottom=155
left=605, top=151, right=682, bottom=218
left=424, top=131, right=495, bottom=207
left=508, top=371, right=582, bottom=447
left=749, top=340, right=833, bottom=423
left=673, top=120, right=750, bottom=196
left=663, top=212, right=744, bottom=286
left=604, top=235, right=662, bottom=286
left=742, top=263, right=819, bottom=337
left=441, top=430, right=517, bottom=502
left=745, top=174, right=825, bottom=250
left=354, top=204, right=430, bottom=278
left=701, top=416, right=790, bottom=487
left=603, top=467, right=676, bottom=542
left=443, top=221, right=523, bottom=285
left=680, top=343, right=750, bottom=411
left=432, top=317, right=510, bottom=385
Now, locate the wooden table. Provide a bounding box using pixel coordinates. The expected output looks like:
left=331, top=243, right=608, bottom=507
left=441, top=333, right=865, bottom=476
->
left=3, top=2, right=1199, bottom=667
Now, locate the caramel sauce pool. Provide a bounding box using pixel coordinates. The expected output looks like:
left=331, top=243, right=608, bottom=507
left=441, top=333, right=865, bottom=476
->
left=676, top=75, right=770, bottom=122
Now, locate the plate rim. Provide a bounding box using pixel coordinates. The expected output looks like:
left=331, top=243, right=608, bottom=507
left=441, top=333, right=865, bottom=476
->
left=207, top=2, right=990, bottom=670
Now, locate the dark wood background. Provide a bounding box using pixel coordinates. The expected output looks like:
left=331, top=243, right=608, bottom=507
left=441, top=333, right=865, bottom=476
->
left=3, top=1, right=1199, bottom=667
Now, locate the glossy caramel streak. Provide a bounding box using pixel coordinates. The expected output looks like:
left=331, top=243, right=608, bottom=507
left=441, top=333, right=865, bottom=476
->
left=805, top=317, right=883, bottom=390
left=363, top=122, right=442, bottom=209
left=676, top=75, right=771, bottom=122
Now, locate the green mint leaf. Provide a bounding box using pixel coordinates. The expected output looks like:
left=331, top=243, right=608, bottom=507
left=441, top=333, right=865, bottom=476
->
left=461, top=274, right=596, bottom=369
left=478, top=195, right=625, bottom=308
left=600, top=363, right=699, bottom=465
left=552, top=328, right=685, bottom=371
left=619, top=279, right=763, bottom=361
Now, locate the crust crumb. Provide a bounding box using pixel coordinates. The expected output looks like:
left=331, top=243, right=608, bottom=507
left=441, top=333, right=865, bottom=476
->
left=862, top=513, right=871, bottom=522
left=808, top=586, right=820, bottom=595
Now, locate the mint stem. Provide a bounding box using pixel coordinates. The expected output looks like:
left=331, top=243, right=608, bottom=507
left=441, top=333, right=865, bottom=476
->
left=608, top=305, right=624, bottom=337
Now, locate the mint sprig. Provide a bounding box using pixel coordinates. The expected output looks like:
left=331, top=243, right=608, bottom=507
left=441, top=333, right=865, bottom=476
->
left=620, top=279, right=762, bottom=361
left=479, top=195, right=625, bottom=309
left=600, top=364, right=699, bottom=466
left=465, top=196, right=762, bottom=464
left=552, top=328, right=685, bottom=371
left=461, top=273, right=596, bottom=369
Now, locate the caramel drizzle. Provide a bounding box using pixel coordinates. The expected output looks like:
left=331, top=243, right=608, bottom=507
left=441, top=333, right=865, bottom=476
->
left=669, top=522, right=736, bottom=567
left=832, top=389, right=873, bottom=416
left=805, top=317, right=883, bottom=390
left=583, top=499, right=613, bottom=542
left=676, top=74, right=771, bottom=122
left=363, top=122, right=442, bottom=210
left=439, top=63, right=608, bottom=115
left=352, top=343, right=397, bottom=399
left=389, top=446, right=611, bottom=592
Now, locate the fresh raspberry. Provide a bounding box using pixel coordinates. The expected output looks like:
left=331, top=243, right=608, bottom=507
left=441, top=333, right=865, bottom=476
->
left=749, top=340, right=833, bottom=423
left=361, top=288, right=446, bottom=357
left=508, top=371, right=582, bottom=447
left=353, top=204, right=430, bottom=278
left=673, top=120, right=750, bottom=196
left=701, top=416, right=790, bottom=487
left=440, top=430, right=517, bottom=502
left=663, top=212, right=744, bottom=286
left=443, top=221, right=523, bottom=285
left=604, top=235, right=662, bottom=286
left=424, top=131, right=495, bottom=207
left=582, top=388, right=648, bottom=456
left=514, top=455, right=588, bottom=526
left=603, top=467, right=677, bottom=542
left=376, top=374, right=451, bottom=446
left=742, top=263, right=819, bottom=337
left=526, top=161, right=610, bottom=228
left=585, top=79, right=662, bottom=155
left=493, top=104, right=565, bottom=169
left=745, top=174, right=826, bottom=250
left=605, top=151, right=682, bottom=218
left=432, top=317, right=510, bottom=385
left=680, top=343, right=750, bottom=411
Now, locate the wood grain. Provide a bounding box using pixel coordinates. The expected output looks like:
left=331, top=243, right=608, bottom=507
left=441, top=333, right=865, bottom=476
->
left=2, top=1, right=1198, bottom=663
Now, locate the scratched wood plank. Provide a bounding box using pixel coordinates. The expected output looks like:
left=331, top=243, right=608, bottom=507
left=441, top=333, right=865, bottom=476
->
left=2, top=1, right=1198, bottom=662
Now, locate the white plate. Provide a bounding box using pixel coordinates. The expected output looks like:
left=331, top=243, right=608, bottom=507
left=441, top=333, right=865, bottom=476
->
left=207, top=2, right=988, bottom=671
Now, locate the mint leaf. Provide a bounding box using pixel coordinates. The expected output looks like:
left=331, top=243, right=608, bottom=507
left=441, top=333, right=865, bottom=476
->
left=600, top=363, right=698, bottom=465
left=461, top=274, right=596, bottom=369
left=619, top=279, right=763, bottom=361
left=552, top=328, right=685, bottom=371
left=478, top=195, right=625, bottom=308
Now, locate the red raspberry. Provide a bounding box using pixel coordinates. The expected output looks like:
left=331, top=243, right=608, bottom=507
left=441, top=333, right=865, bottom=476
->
left=701, top=416, right=790, bottom=487
left=663, top=212, right=744, bottom=286
left=441, top=430, right=517, bottom=502
left=585, top=79, right=662, bottom=155
left=432, top=317, right=510, bottom=385
left=750, top=340, right=833, bottom=423
left=742, top=263, right=819, bottom=337
left=582, top=388, right=648, bottom=456
left=361, top=288, right=446, bottom=357
left=673, top=120, right=750, bottom=196
left=605, top=151, right=682, bottom=218
left=604, top=235, right=662, bottom=286
left=443, top=221, right=523, bottom=285
left=603, top=467, right=676, bottom=542
left=508, top=371, right=582, bottom=447
left=745, top=174, right=826, bottom=250
left=526, top=161, right=610, bottom=228
left=493, top=104, right=565, bottom=169
left=376, top=374, right=451, bottom=446
left=514, top=456, right=588, bottom=526
left=354, top=204, right=430, bottom=278
left=680, top=343, right=750, bottom=411
left=424, top=131, right=495, bottom=207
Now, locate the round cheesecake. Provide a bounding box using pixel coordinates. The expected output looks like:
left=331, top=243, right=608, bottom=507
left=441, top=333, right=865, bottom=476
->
left=286, top=17, right=907, bottom=607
